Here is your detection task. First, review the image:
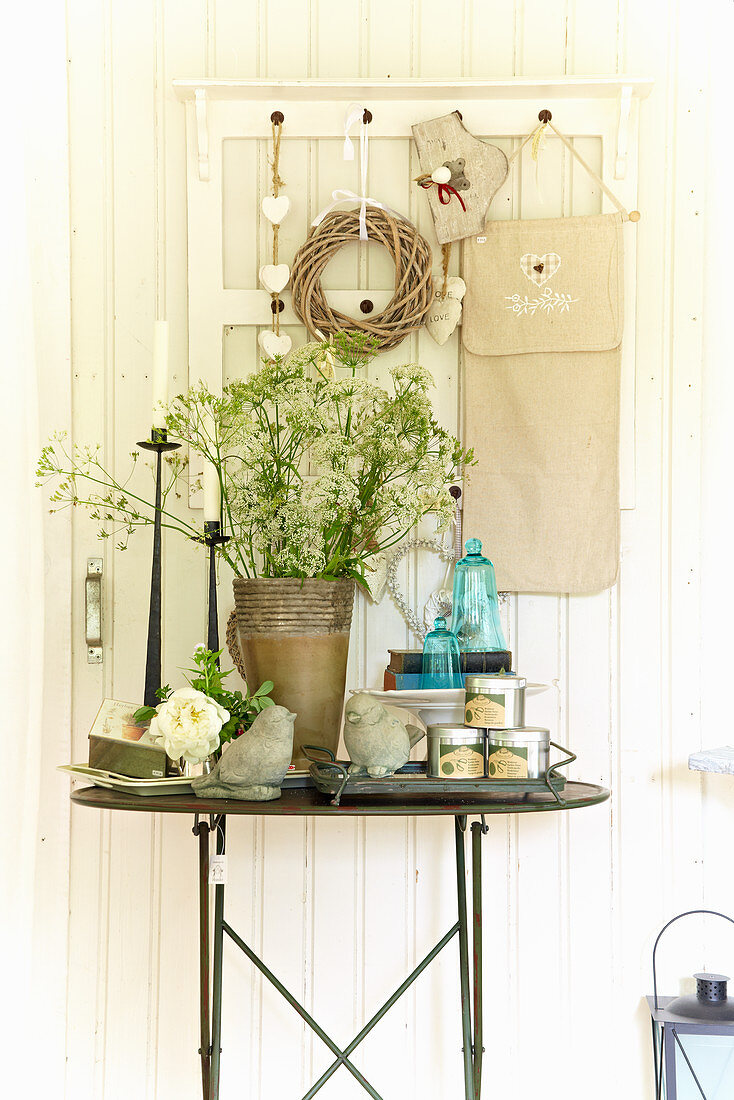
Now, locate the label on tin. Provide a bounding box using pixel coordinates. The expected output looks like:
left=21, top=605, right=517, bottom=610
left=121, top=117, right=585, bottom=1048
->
left=439, top=742, right=485, bottom=778
left=487, top=745, right=528, bottom=779
left=465, top=692, right=506, bottom=727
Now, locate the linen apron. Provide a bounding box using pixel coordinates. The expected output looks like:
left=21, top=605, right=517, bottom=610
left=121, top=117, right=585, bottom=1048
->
left=461, top=211, right=624, bottom=594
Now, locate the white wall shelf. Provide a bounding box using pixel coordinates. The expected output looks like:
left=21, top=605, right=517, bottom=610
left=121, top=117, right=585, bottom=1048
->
left=173, top=76, right=654, bottom=102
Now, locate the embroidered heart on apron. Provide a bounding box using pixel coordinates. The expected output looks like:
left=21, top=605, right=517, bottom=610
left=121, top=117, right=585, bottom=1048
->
left=520, top=252, right=561, bottom=287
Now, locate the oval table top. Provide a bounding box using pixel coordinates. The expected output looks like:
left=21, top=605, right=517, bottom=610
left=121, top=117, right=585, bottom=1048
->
left=71, top=781, right=609, bottom=818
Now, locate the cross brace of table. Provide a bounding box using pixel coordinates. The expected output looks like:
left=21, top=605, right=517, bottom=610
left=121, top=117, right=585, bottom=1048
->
left=192, top=813, right=487, bottom=1100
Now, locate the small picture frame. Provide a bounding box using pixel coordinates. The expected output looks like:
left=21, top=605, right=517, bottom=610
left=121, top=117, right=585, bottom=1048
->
left=89, top=698, right=149, bottom=743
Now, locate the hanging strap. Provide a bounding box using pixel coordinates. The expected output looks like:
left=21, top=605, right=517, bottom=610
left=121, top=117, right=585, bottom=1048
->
left=508, top=117, right=640, bottom=223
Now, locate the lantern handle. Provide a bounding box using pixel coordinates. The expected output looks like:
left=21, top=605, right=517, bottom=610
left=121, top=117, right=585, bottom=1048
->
left=653, top=909, right=734, bottom=1010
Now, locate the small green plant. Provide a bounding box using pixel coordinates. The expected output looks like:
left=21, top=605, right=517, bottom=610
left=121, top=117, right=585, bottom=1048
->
left=134, top=645, right=274, bottom=750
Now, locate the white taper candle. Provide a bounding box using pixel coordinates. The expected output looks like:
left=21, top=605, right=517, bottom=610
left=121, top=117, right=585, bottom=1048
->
left=203, top=462, right=221, bottom=522
left=152, top=321, right=169, bottom=429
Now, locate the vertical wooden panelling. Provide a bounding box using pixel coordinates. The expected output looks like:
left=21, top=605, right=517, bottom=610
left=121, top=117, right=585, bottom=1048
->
left=516, top=0, right=569, bottom=76
left=464, top=0, right=516, bottom=77
left=60, top=1, right=726, bottom=1099
left=66, top=0, right=116, bottom=1093
left=416, top=0, right=467, bottom=76
left=366, top=0, right=413, bottom=76
left=103, top=0, right=161, bottom=1094
left=156, top=4, right=210, bottom=1098
left=566, top=0, right=620, bottom=74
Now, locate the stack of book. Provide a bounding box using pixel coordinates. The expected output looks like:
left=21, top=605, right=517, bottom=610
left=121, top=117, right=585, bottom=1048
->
left=384, top=649, right=513, bottom=690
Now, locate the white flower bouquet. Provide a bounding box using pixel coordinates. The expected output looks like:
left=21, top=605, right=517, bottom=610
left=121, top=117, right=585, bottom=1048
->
left=37, top=332, right=472, bottom=594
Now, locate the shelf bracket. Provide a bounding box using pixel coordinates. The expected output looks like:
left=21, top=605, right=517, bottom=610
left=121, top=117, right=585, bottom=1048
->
left=195, top=88, right=210, bottom=181
left=615, top=84, right=632, bottom=180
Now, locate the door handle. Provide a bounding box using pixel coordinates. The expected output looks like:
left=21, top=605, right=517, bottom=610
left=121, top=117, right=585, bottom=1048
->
left=86, top=557, right=103, bottom=664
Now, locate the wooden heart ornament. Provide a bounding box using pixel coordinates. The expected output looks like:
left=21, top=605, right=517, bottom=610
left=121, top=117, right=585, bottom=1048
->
left=262, top=196, right=290, bottom=224
left=259, top=264, right=290, bottom=294
left=424, top=276, right=467, bottom=346
left=521, top=252, right=561, bottom=287
left=258, top=330, right=292, bottom=359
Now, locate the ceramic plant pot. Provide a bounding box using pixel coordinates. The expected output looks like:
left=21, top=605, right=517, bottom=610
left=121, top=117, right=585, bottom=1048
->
left=231, top=577, right=355, bottom=770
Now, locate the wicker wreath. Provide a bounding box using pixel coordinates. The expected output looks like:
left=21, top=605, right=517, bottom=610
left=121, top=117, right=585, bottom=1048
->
left=290, top=207, right=434, bottom=351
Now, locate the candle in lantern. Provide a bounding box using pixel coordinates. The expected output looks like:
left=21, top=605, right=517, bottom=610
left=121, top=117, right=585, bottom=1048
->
left=203, top=462, right=221, bottom=522
left=151, top=321, right=169, bottom=429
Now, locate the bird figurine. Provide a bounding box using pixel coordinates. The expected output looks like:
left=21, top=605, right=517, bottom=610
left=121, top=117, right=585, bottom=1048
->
left=344, top=694, right=424, bottom=777
left=191, top=705, right=296, bottom=801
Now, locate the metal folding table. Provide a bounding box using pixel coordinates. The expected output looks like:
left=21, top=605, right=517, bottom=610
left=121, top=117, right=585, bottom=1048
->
left=71, top=781, right=608, bottom=1100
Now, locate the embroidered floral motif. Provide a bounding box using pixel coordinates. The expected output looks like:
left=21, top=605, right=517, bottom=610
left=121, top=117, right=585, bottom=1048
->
left=504, top=287, right=579, bottom=316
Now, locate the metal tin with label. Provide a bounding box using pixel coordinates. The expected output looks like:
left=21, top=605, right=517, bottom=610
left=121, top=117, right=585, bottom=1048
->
left=485, top=726, right=550, bottom=781
left=464, top=674, right=526, bottom=730
left=426, top=724, right=486, bottom=779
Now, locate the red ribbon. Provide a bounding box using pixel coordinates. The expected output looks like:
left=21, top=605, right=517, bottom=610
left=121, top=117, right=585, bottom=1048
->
left=437, top=183, right=466, bottom=211
left=418, top=178, right=467, bottom=212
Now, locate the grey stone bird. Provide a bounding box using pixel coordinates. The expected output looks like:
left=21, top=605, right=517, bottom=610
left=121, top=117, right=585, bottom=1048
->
left=344, top=694, right=424, bottom=777
left=191, top=705, right=296, bottom=801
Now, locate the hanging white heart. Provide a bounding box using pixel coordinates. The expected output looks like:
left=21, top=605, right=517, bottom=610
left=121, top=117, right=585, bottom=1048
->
left=425, top=296, right=462, bottom=346
left=425, top=278, right=465, bottom=346
left=259, top=264, right=290, bottom=294
left=443, top=276, right=466, bottom=302
left=258, top=330, right=292, bottom=359
left=262, top=196, right=290, bottom=224
left=520, top=252, right=561, bottom=287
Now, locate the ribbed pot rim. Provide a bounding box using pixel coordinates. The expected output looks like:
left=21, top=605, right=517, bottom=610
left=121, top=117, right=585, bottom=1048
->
left=233, top=576, right=355, bottom=636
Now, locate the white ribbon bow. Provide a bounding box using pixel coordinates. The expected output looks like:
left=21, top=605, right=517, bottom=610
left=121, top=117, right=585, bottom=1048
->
left=311, top=103, right=402, bottom=241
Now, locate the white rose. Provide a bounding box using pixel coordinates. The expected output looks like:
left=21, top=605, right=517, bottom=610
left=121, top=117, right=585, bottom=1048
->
left=149, top=687, right=230, bottom=764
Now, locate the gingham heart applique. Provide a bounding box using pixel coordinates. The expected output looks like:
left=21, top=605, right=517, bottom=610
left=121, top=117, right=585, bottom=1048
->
left=520, top=252, right=561, bottom=287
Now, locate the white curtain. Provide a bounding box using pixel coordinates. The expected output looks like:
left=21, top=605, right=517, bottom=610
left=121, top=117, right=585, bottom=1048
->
left=1, top=5, right=71, bottom=1094
left=0, top=110, right=47, bottom=1095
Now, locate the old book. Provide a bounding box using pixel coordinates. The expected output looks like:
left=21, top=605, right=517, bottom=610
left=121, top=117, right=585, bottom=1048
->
left=387, top=650, right=512, bottom=676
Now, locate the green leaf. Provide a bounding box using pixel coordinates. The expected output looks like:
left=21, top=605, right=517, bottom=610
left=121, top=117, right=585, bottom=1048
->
left=132, top=705, right=157, bottom=724
left=253, top=680, right=274, bottom=696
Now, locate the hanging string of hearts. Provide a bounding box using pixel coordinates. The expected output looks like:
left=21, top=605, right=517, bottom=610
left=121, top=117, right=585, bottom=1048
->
left=259, top=112, right=293, bottom=359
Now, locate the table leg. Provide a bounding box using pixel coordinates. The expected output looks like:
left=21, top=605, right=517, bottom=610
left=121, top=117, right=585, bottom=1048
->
left=210, top=816, right=226, bottom=1100
left=455, top=816, right=474, bottom=1100
left=471, top=820, right=487, bottom=1100
left=194, top=818, right=212, bottom=1100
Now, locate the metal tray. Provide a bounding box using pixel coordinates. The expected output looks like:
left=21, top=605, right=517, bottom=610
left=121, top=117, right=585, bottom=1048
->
left=305, top=742, right=575, bottom=806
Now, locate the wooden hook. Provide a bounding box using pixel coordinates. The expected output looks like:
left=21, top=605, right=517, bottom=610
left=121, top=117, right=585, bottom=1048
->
left=270, top=110, right=284, bottom=125
left=538, top=109, right=552, bottom=124
left=362, top=108, right=373, bottom=124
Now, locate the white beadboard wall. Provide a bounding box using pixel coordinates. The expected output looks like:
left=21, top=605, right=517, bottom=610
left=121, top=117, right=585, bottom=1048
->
left=58, top=1, right=734, bottom=1098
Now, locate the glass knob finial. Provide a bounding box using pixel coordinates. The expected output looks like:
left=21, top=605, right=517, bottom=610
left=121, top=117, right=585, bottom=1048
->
left=434, top=616, right=447, bottom=630
left=465, top=538, right=482, bottom=555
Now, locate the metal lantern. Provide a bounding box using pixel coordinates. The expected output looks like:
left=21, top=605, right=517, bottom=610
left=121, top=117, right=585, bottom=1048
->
left=648, top=910, right=734, bottom=1099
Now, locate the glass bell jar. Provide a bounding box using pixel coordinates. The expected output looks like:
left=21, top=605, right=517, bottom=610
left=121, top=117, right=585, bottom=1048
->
left=420, top=617, right=463, bottom=690
left=450, top=538, right=507, bottom=653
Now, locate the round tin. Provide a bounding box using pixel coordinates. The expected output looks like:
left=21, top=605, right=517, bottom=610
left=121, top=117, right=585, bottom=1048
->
left=486, top=726, right=550, bottom=781
left=426, top=724, right=485, bottom=779
left=464, top=674, right=526, bottom=730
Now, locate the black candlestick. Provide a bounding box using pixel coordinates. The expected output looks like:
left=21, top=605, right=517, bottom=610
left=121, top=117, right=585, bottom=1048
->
left=137, top=427, right=181, bottom=708
left=202, top=520, right=230, bottom=657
